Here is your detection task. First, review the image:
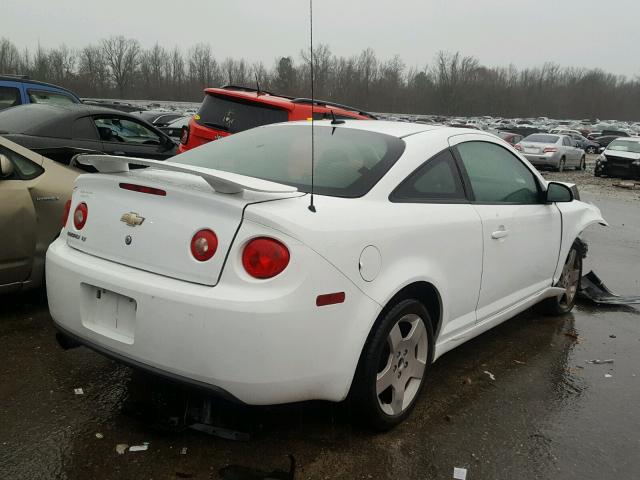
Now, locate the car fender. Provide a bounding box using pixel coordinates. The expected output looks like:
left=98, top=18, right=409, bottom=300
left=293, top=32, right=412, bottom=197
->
left=554, top=199, right=607, bottom=283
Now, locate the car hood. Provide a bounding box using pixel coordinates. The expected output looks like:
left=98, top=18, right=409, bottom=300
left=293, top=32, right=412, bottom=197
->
left=603, top=149, right=640, bottom=159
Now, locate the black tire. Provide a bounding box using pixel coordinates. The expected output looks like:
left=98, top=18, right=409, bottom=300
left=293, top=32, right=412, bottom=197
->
left=586, top=146, right=596, bottom=154
left=539, top=242, right=583, bottom=315
left=579, top=156, right=586, bottom=171
left=349, top=299, right=434, bottom=431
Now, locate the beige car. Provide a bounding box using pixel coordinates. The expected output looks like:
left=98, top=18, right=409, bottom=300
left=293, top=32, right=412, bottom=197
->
left=0, top=136, right=79, bottom=293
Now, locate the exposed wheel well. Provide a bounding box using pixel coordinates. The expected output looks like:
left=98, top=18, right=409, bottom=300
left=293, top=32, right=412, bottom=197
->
left=381, top=282, right=442, bottom=338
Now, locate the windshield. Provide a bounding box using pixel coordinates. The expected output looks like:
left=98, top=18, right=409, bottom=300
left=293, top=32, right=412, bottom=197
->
left=173, top=124, right=405, bottom=197
left=607, top=140, right=640, bottom=154
left=524, top=134, right=559, bottom=143
left=195, top=93, right=289, bottom=134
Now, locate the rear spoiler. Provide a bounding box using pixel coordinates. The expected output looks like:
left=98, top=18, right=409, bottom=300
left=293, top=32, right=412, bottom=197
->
left=73, top=155, right=298, bottom=195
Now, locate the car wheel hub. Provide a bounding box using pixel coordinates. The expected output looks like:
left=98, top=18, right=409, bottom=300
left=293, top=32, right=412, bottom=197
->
left=376, top=314, right=428, bottom=416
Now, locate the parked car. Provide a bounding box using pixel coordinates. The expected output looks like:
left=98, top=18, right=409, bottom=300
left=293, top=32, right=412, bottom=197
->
left=496, top=131, right=523, bottom=146
left=593, top=135, right=620, bottom=150
left=594, top=137, right=640, bottom=178
left=159, top=116, right=191, bottom=140
left=0, top=136, right=78, bottom=293
left=568, top=133, right=600, bottom=153
left=82, top=99, right=146, bottom=113
left=131, top=110, right=184, bottom=127
left=0, top=104, right=177, bottom=165
left=0, top=74, right=81, bottom=112
left=516, top=134, right=585, bottom=171
left=47, top=121, right=605, bottom=430
left=178, top=85, right=376, bottom=152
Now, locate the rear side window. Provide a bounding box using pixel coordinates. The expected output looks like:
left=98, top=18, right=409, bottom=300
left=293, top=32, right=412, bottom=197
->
left=0, top=145, right=44, bottom=180
left=27, top=89, right=77, bottom=106
left=456, top=141, right=540, bottom=204
left=0, top=86, right=21, bottom=111
left=391, top=149, right=466, bottom=202
left=72, top=117, right=99, bottom=140
left=174, top=124, right=405, bottom=198
left=195, top=94, right=288, bottom=134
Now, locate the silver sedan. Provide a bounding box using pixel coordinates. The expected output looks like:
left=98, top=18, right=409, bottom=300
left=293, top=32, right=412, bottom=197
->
left=516, top=134, right=585, bottom=171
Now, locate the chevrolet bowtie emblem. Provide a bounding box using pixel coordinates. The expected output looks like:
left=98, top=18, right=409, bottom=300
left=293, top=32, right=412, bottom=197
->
left=120, top=212, right=145, bottom=227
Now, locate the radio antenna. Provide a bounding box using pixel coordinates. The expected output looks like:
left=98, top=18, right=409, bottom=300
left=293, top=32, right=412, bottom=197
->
left=307, top=0, right=316, bottom=213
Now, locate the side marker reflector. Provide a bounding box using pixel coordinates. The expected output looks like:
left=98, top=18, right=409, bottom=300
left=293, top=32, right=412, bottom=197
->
left=316, top=292, right=345, bottom=307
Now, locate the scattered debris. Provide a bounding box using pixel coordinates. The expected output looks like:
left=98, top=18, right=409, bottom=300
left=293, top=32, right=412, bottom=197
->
left=95, top=433, right=104, bottom=439
left=513, top=360, right=526, bottom=365
left=579, top=271, right=640, bottom=305
left=462, top=377, right=472, bottom=385
left=180, top=447, right=188, bottom=455
left=586, top=359, right=615, bottom=365
left=453, top=466, right=468, bottom=480
left=564, top=330, right=580, bottom=340
left=73, top=388, right=84, bottom=395
left=483, top=370, right=496, bottom=381
left=605, top=374, right=613, bottom=378
left=610, top=334, right=617, bottom=338
left=129, top=442, right=149, bottom=452
left=115, top=444, right=129, bottom=455
left=444, top=415, right=452, bottom=423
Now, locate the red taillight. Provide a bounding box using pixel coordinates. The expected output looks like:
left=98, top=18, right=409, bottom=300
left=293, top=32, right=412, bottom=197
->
left=191, top=229, right=218, bottom=262
left=73, top=202, right=88, bottom=230
left=514, top=144, right=523, bottom=151
left=119, top=183, right=166, bottom=196
left=242, top=237, right=290, bottom=279
left=61, top=199, right=71, bottom=227
left=180, top=126, right=189, bottom=145
left=543, top=147, right=558, bottom=153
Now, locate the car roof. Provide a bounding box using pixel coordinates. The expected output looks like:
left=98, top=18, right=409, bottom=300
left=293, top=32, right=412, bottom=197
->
left=267, top=119, right=484, bottom=139
left=0, top=75, right=80, bottom=100
left=0, top=103, right=145, bottom=136
left=608, top=136, right=640, bottom=142
left=203, top=86, right=375, bottom=118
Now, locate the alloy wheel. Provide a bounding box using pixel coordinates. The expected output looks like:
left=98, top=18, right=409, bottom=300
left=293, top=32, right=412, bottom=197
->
left=558, top=249, right=581, bottom=308
left=376, top=314, right=428, bottom=416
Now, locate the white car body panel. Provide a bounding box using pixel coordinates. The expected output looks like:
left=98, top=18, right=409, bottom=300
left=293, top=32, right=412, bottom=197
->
left=46, top=121, right=607, bottom=405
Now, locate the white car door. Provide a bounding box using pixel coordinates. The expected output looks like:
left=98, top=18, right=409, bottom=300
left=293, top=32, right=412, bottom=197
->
left=449, top=135, right=562, bottom=322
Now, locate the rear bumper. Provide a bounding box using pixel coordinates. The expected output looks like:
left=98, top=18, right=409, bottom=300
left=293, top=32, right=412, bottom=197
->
left=524, top=153, right=560, bottom=168
left=46, top=235, right=381, bottom=405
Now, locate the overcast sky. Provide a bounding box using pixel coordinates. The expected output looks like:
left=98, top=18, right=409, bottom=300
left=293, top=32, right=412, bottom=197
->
left=4, top=0, right=639, bottom=76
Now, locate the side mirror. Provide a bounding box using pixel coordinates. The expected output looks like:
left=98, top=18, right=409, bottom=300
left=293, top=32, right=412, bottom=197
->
left=546, top=182, right=574, bottom=203
left=598, top=147, right=605, bottom=153
left=0, top=154, right=14, bottom=178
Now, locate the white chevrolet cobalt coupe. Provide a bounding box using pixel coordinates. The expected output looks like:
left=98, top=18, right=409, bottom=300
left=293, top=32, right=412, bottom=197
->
left=47, top=121, right=606, bottom=430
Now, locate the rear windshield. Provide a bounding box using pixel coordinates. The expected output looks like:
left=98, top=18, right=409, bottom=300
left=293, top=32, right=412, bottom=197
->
left=607, top=140, right=640, bottom=154
left=195, top=94, right=288, bottom=134
left=173, top=124, right=405, bottom=198
left=524, top=134, right=559, bottom=143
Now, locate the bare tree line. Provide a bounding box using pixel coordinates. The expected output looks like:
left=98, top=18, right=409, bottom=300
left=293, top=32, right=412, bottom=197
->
left=1, top=36, right=639, bottom=120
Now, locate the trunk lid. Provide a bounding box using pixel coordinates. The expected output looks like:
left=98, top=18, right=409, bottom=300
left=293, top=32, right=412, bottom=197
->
left=66, top=168, right=302, bottom=286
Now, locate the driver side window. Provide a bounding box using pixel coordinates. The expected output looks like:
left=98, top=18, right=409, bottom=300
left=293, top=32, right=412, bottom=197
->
left=94, top=117, right=161, bottom=145
left=456, top=141, right=540, bottom=204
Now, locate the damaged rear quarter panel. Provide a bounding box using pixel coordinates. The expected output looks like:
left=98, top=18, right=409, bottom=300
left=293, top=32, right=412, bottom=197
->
left=554, top=200, right=608, bottom=283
